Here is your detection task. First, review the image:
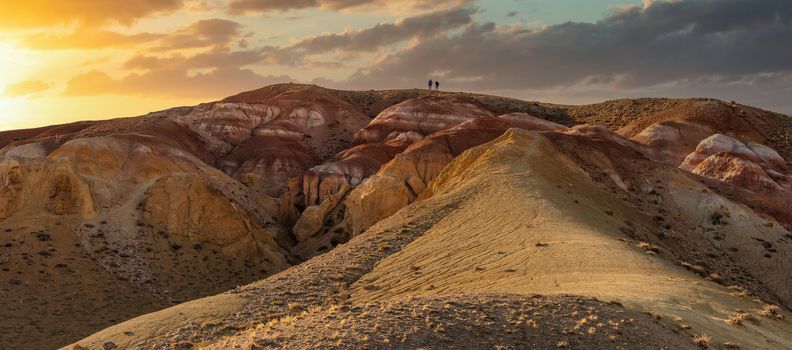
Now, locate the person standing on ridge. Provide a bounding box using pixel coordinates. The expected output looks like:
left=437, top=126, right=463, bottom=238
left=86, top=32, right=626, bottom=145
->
left=435, top=80, right=440, bottom=91
left=428, top=79, right=433, bottom=90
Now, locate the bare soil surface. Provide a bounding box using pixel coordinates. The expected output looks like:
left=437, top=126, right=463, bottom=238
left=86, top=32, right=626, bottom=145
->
left=213, top=294, right=695, bottom=350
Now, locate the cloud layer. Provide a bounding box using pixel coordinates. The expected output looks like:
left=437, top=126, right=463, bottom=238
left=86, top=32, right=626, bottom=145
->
left=228, top=0, right=469, bottom=14
left=4, top=0, right=792, bottom=115
left=0, top=1, right=183, bottom=28
left=2, top=80, right=50, bottom=97
left=341, top=0, right=792, bottom=92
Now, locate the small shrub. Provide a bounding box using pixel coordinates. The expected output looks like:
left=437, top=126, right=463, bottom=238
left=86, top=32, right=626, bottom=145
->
left=692, top=334, right=711, bottom=348
left=728, top=285, right=749, bottom=298
left=710, top=212, right=727, bottom=225
left=638, top=242, right=659, bottom=253
left=760, top=304, right=783, bottom=319
left=725, top=311, right=756, bottom=326
left=287, top=302, right=304, bottom=312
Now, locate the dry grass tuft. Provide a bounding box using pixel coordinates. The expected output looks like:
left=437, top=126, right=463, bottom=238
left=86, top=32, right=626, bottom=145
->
left=724, top=311, right=757, bottom=326
left=287, top=302, right=304, bottom=312
left=692, top=334, right=711, bottom=348
left=760, top=304, right=783, bottom=319
left=637, top=241, right=659, bottom=253
left=727, top=285, right=749, bottom=298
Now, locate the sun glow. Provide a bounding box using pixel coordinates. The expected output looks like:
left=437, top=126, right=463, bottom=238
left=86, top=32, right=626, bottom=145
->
left=0, top=97, right=27, bottom=130
left=0, top=41, right=38, bottom=130
left=0, top=41, right=34, bottom=87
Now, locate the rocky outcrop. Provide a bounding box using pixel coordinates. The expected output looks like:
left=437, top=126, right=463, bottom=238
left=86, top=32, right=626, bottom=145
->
left=219, top=135, right=317, bottom=197
left=300, top=140, right=408, bottom=207
left=623, top=101, right=772, bottom=166
left=343, top=174, right=416, bottom=237
left=49, top=135, right=212, bottom=208
left=681, top=134, right=787, bottom=171
left=294, top=95, right=496, bottom=211
left=292, top=181, right=350, bottom=242
left=282, top=97, right=509, bottom=253
left=0, top=159, right=23, bottom=220
left=143, top=173, right=288, bottom=266
left=344, top=114, right=566, bottom=236
left=171, top=85, right=371, bottom=196
left=680, top=134, right=790, bottom=195
left=618, top=100, right=764, bottom=143
left=690, top=153, right=786, bottom=194
left=352, top=95, right=495, bottom=145
left=1, top=142, right=48, bottom=158
left=13, top=134, right=278, bottom=271
left=628, top=121, right=713, bottom=164
left=0, top=158, right=95, bottom=220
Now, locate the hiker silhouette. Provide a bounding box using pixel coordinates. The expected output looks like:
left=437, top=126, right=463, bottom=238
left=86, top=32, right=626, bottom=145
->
left=428, top=79, right=433, bottom=90
left=435, top=81, right=440, bottom=91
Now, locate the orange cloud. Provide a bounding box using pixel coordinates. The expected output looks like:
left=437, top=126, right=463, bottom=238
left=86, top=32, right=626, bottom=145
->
left=20, top=18, right=245, bottom=51
left=65, top=67, right=291, bottom=98
left=64, top=71, right=115, bottom=95
left=155, top=19, right=243, bottom=51
left=228, top=0, right=470, bottom=14
left=22, top=27, right=162, bottom=50
left=0, top=0, right=183, bottom=28
left=2, top=80, right=51, bottom=97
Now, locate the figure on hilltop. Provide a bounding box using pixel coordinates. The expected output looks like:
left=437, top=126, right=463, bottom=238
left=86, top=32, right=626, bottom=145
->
left=428, top=79, right=433, bottom=90
left=435, top=80, right=440, bottom=91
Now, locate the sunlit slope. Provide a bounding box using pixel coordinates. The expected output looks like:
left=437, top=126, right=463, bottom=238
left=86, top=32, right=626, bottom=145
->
left=349, top=129, right=792, bottom=349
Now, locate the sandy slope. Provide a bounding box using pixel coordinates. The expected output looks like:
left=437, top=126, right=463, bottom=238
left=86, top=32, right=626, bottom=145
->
left=349, top=129, right=792, bottom=349
left=68, top=129, right=792, bottom=349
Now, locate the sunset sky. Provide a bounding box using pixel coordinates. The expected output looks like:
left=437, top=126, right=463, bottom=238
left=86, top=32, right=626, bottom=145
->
left=0, top=0, right=790, bottom=131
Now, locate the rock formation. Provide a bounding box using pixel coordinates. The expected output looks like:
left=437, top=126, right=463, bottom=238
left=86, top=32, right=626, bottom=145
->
left=681, top=134, right=789, bottom=194
left=345, top=114, right=567, bottom=236
left=143, top=173, right=288, bottom=264
left=0, top=157, right=94, bottom=220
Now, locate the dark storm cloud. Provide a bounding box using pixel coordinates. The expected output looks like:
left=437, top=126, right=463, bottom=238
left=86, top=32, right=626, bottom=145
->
left=344, top=0, right=792, bottom=92
left=249, top=7, right=475, bottom=66
left=289, top=7, right=475, bottom=54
